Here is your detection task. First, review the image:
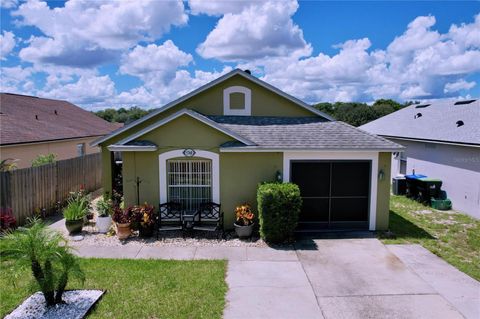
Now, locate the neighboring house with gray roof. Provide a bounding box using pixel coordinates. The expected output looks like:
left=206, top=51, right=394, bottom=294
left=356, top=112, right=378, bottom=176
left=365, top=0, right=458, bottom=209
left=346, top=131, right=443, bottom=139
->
left=94, top=69, right=403, bottom=231
left=360, top=99, right=480, bottom=218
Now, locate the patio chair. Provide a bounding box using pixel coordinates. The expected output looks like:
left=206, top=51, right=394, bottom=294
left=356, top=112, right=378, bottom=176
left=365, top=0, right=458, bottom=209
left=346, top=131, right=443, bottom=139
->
left=191, top=202, right=224, bottom=238
left=156, top=201, right=183, bottom=239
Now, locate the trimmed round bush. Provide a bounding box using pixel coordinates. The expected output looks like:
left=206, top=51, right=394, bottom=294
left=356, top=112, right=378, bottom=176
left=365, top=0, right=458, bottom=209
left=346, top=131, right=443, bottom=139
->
left=257, top=182, right=302, bottom=244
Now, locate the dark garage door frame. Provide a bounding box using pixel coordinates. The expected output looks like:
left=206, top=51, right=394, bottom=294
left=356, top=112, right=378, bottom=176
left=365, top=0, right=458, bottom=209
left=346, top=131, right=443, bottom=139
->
left=290, top=160, right=372, bottom=231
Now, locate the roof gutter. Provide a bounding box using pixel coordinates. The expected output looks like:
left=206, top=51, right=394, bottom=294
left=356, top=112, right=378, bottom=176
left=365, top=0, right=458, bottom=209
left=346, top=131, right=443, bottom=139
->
left=107, top=145, right=158, bottom=152
left=382, top=135, right=480, bottom=148
left=219, top=147, right=405, bottom=153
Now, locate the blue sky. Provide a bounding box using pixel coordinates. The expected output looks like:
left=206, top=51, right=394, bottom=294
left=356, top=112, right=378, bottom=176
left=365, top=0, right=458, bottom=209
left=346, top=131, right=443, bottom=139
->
left=1, top=0, right=479, bottom=109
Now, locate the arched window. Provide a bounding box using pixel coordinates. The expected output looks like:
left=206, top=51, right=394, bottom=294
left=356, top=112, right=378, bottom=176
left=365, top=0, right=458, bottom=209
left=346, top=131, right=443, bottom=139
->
left=223, top=86, right=251, bottom=116
left=159, top=150, right=219, bottom=210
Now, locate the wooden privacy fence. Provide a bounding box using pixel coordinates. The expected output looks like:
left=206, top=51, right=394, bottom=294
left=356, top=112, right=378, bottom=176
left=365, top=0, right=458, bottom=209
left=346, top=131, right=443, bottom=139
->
left=0, top=153, right=102, bottom=224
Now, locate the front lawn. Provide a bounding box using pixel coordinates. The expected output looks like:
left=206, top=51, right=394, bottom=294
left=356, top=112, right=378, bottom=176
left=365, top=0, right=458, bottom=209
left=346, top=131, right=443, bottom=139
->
left=381, top=195, right=480, bottom=281
left=0, top=258, right=227, bottom=318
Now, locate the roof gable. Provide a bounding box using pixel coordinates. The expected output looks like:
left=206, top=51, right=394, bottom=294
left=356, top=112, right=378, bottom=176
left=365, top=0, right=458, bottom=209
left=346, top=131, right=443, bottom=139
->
left=92, top=69, right=332, bottom=146
left=115, top=109, right=256, bottom=147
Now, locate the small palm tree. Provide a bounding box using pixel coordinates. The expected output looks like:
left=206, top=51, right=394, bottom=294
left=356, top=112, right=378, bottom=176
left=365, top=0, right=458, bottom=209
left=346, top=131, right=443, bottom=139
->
left=0, top=218, right=85, bottom=306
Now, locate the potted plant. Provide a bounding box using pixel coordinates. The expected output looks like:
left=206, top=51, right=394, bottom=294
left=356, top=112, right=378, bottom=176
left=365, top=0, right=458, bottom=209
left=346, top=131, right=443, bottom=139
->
left=96, top=193, right=114, bottom=234
left=63, top=195, right=89, bottom=235
left=234, top=203, right=255, bottom=238
left=112, top=207, right=132, bottom=240
left=132, top=203, right=155, bottom=237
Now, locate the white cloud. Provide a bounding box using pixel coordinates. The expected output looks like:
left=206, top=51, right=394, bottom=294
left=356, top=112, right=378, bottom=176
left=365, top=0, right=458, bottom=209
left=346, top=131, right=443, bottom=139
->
left=1, top=0, right=18, bottom=9
left=259, top=13, right=480, bottom=102
left=119, top=40, right=193, bottom=86
left=188, top=0, right=256, bottom=16
left=0, top=31, right=16, bottom=60
left=0, top=66, right=34, bottom=94
left=197, top=0, right=311, bottom=61
left=114, top=67, right=233, bottom=108
left=444, top=79, right=476, bottom=93
left=14, top=0, right=188, bottom=67
left=40, top=75, right=116, bottom=105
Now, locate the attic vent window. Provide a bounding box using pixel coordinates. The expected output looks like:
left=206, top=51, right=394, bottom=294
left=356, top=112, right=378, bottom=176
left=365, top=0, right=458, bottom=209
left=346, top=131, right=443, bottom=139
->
left=414, top=113, right=422, bottom=119
left=223, top=86, right=251, bottom=116
left=456, top=120, right=464, bottom=127
left=454, top=99, right=476, bottom=105
left=415, top=104, right=430, bottom=108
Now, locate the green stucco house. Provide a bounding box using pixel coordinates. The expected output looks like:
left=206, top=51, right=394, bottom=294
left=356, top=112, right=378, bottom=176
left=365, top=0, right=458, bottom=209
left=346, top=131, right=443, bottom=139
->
left=92, top=69, right=402, bottom=231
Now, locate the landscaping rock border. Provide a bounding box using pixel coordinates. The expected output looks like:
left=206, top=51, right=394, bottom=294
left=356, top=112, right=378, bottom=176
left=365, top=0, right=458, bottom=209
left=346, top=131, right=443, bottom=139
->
left=5, top=290, right=104, bottom=319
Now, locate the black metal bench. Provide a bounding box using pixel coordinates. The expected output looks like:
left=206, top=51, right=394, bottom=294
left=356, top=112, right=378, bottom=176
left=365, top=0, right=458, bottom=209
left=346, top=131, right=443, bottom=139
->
left=191, top=202, right=224, bottom=239
left=156, top=202, right=183, bottom=239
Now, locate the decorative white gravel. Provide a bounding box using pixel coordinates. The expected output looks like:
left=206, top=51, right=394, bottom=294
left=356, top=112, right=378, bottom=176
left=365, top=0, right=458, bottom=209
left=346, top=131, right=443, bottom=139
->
left=52, top=193, right=269, bottom=248
left=68, top=224, right=268, bottom=248
left=5, top=290, right=104, bottom=319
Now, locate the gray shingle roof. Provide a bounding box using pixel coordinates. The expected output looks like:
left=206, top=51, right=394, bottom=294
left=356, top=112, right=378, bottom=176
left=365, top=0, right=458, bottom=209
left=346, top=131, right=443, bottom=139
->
left=208, top=116, right=402, bottom=150
left=360, top=99, right=480, bottom=146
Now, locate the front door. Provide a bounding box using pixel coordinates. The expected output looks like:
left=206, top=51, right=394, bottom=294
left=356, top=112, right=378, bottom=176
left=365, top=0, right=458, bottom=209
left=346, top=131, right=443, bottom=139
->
left=291, top=161, right=371, bottom=230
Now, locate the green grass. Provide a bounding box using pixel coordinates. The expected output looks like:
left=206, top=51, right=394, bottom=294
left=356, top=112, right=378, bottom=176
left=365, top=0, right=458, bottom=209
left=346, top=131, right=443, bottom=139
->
left=380, top=195, right=480, bottom=281
left=0, top=258, right=227, bottom=318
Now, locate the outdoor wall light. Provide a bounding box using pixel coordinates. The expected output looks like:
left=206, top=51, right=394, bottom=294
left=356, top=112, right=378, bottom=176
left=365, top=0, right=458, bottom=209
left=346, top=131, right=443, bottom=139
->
left=378, top=169, right=385, bottom=181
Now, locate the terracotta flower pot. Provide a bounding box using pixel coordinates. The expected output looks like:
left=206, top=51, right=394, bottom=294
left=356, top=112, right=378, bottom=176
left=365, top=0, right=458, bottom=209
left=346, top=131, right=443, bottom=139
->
left=234, top=223, right=254, bottom=238
left=65, top=219, right=83, bottom=235
left=116, top=222, right=131, bottom=240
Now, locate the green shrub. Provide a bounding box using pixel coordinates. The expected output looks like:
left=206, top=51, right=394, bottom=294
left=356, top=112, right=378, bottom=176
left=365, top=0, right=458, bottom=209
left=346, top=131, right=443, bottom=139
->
left=257, top=182, right=302, bottom=243
left=31, top=153, right=56, bottom=167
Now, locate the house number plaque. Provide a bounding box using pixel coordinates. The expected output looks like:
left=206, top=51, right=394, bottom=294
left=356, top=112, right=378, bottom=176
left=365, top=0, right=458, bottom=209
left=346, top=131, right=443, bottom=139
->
left=183, top=149, right=196, bottom=157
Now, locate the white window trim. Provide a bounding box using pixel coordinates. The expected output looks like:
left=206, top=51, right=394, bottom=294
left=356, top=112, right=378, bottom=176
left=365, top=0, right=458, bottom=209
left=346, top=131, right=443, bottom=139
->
left=223, top=86, right=251, bottom=116
left=283, top=151, right=379, bottom=231
left=159, top=150, right=219, bottom=204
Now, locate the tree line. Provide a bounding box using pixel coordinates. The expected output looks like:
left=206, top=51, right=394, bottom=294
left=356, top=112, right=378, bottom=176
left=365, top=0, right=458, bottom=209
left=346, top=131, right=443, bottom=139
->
left=94, top=106, right=154, bottom=124
left=313, top=99, right=414, bottom=126
left=95, top=99, right=413, bottom=127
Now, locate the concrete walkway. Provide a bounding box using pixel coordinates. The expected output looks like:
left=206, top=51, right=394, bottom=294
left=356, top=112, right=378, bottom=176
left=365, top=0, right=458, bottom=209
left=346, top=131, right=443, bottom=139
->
left=70, top=239, right=478, bottom=319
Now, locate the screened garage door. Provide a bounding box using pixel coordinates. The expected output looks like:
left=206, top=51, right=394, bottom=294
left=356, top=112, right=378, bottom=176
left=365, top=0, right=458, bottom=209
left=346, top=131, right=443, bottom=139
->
left=291, top=161, right=371, bottom=230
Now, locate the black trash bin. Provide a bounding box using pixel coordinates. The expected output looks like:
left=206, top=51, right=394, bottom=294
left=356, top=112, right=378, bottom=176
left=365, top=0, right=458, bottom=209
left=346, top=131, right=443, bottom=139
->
left=405, top=174, right=427, bottom=199
left=417, top=178, right=443, bottom=204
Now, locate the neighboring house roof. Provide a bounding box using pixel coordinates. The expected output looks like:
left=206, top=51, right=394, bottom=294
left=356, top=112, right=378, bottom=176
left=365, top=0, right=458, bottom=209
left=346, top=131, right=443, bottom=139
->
left=209, top=115, right=402, bottom=151
left=0, top=93, right=122, bottom=146
left=360, top=99, right=480, bottom=147
left=91, top=68, right=334, bottom=146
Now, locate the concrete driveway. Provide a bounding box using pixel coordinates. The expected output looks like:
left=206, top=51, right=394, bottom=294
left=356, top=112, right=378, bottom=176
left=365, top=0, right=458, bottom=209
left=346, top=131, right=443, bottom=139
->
left=224, top=238, right=478, bottom=319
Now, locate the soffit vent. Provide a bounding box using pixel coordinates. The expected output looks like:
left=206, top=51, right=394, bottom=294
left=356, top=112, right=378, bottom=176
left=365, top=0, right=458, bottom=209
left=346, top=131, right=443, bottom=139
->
left=454, top=99, right=476, bottom=105
left=456, top=120, right=464, bottom=127
left=414, top=113, right=422, bottom=119
left=415, top=104, right=430, bottom=108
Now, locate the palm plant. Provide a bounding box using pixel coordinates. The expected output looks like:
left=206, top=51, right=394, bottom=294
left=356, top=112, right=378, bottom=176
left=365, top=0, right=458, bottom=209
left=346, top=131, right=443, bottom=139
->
left=0, top=218, right=85, bottom=306
left=63, top=199, right=88, bottom=221
left=63, top=190, right=90, bottom=221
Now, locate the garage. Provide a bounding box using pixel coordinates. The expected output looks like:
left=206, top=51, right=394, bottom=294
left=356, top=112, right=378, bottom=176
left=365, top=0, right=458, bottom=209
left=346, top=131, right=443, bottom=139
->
left=290, top=161, right=371, bottom=230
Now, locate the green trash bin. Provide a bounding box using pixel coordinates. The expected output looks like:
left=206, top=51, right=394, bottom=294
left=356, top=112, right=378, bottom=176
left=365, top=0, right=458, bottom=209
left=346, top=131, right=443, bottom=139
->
left=431, top=198, right=452, bottom=210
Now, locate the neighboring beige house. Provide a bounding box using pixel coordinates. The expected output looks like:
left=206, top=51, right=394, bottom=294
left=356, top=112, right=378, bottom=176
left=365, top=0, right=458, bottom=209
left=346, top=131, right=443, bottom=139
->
left=0, top=93, right=121, bottom=168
